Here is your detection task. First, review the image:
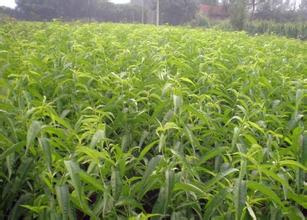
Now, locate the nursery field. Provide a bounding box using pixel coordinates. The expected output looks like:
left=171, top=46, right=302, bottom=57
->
left=0, top=22, right=306, bottom=219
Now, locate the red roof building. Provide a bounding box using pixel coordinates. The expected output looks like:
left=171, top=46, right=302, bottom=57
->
left=199, top=4, right=228, bottom=19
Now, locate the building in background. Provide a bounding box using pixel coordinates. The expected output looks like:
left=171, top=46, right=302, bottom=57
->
left=199, top=4, right=228, bottom=19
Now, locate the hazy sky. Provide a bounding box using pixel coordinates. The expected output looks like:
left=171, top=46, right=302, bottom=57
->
left=0, top=0, right=131, bottom=8
left=0, top=0, right=16, bottom=8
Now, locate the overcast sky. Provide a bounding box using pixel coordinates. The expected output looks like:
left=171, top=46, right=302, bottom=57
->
left=0, top=0, right=131, bottom=8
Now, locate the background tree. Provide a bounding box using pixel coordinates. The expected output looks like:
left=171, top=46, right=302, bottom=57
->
left=15, top=0, right=60, bottom=20
left=199, top=0, right=218, bottom=5
left=154, top=0, right=198, bottom=25
left=298, top=0, right=307, bottom=20
left=230, top=0, right=247, bottom=30
left=14, top=0, right=142, bottom=22
left=10, top=0, right=307, bottom=25
left=247, top=0, right=303, bottom=22
left=0, top=6, right=16, bottom=18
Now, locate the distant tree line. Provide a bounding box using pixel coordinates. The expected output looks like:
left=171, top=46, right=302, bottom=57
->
left=131, top=0, right=198, bottom=25
left=199, top=0, right=307, bottom=30
left=249, top=0, right=307, bottom=22
left=0, top=0, right=198, bottom=25
left=12, top=0, right=143, bottom=23
left=0, top=6, right=16, bottom=18
left=1, top=0, right=306, bottom=30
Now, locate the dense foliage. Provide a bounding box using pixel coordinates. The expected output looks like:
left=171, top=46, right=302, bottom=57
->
left=156, top=0, right=198, bottom=25
left=244, top=21, right=307, bottom=39
left=14, top=0, right=143, bottom=22
left=250, top=0, right=307, bottom=22
left=10, top=0, right=198, bottom=25
left=193, top=17, right=307, bottom=39
left=0, top=6, right=16, bottom=18
left=0, top=22, right=306, bottom=219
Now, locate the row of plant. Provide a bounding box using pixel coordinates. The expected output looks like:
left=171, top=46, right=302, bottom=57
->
left=192, top=15, right=307, bottom=39
left=0, top=21, right=306, bottom=219
left=244, top=20, right=307, bottom=39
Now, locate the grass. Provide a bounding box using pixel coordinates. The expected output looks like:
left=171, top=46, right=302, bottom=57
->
left=0, top=21, right=306, bottom=219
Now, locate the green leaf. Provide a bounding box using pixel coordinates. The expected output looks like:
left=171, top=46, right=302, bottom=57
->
left=205, top=168, right=239, bottom=190
left=302, top=133, right=307, bottom=166
left=295, top=89, right=304, bottom=109
left=247, top=121, right=265, bottom=134
left=287, top=191, right=307, bottom=209
left=10, top=157, right=33, bottom=195
left=286, top=207, right=305, bottom=220
left=165, top=169, right=175, bottom=200
left=163, top=122, right=180, bottom=131
left=153, top=169, right=175, bottom=214
left=174, top=182, right=204, bottom=196
left=79, top=171, right=104, bottom=192
left=115, top=197, right=144, bottom=211
left=246, top=202, right=257, bottom=220
left=90, top=128, right=106, bottom=148
left=158, top=133, right=167, bottom=153
left=279, top=160, right=307, bottom=172
left=203, top=188, right=228, bottom=219
left=231, top=127, right=240, bottom=151
left=256, top=166, right=291, bottom=190
left=8, top=193, right=33, bottom=220
left=20, top=205, right=48, bottom=214
left=138, top=140, right=159, bottom=162
left=76, top=146, right=115, bottom=165
left=0, top=141, right=25, bottom=161
left=173, top=95, right=183, bottom=112
left=38, top=137, right=52, bottom=171
left=103, top=184, right=113, bottom=217
left=180, top=77, right=195, bottom=86
left=141, top=156, right=162, bottom=184
left=55, top=184, right=70, bottom=220
left=200, top=147, right=227, bottom=164
left=64, top=160, right=82, bottom=202
left=247, top=181, right=283, bottom=208
left=234, top=179, right=247, bottom=220
left=26, top=121, right=42, bottom=153
left=111, top=166, right=122, bottom=201
left=50, top=111, right=72, bottom=129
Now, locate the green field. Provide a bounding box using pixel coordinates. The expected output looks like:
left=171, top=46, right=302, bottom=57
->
left=0, top=22, right=306, bottom=219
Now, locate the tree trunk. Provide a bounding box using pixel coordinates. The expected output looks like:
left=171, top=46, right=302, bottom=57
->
left=87, top=0, right=91, bottom=22
left=251, top=0, right=255, bottom=20
left=156, top=0, right=160, bottom=26
left=142, top=0, right=144, bottom=23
